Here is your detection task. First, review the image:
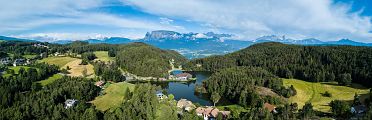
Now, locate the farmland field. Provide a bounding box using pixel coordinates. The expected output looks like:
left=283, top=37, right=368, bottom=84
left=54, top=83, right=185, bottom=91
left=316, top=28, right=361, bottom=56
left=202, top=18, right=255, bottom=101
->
left=62, top=59, right=94, bottom=77
left=39, top=56, right=78, bottom=67
left=92, top=82, right=135, bottom=111
left=283, top=79, right=370, bottom=112
left=94, top=51, right=114, bottom=62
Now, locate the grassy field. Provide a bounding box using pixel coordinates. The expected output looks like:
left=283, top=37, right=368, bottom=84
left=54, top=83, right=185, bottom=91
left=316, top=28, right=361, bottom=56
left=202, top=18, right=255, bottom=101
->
left=217, top=104, right=248, bottom=118
left=283, top=79, right=370, bottom=112
left=94, top=51, right=114, bottom=62
left=62, top=59, right=94, bottom=77
left=39, top=56, right=78, bottom=67
left=2, top=66, right=39, bottom=77
left=92, top=82, right=135, bottom=111
left=37, top=74, right=63, bottom=86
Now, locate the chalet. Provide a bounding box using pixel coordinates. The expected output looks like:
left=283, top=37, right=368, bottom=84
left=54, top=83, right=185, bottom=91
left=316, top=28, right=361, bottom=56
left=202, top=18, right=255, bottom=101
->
left=264, top=103, right=277, bottom=113
left=95, top=80, right=105, bottom=88
left=177, top=99, right=196, bottom=112
left=0, top=58, right=11, bottom=65
left=351, top=105, right=367, bottom=114
left=158, top=78, right=167, bottom=81
left=156, top=91, right=166, bottom=100
left=175, top=73, right=192, bottom=81
left=13, top=59, right=26, bottom=66
left=64, top=99, right=78, bottom=109
left=195, top=107, right=230, bottom=120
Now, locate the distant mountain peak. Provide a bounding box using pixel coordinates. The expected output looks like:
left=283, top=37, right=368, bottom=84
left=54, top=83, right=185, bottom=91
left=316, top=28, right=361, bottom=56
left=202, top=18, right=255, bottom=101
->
left=143, top=30, right=232, bottom=41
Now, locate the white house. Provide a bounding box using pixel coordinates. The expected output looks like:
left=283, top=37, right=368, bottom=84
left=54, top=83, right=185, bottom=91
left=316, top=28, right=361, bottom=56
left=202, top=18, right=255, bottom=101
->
left=64, top=99, right=78, bottom=109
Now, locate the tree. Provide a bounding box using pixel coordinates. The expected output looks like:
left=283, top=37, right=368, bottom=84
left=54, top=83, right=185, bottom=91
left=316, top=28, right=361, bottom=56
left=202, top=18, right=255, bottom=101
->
left=322, top=91, right=332, bottom=97
left=338, top=73, right=352, bottom=86
left=299, top=102, right=315, bottom=119
left=329, top=100, right=350, bottom=118
left=211, top=92, right=221, bottom=106
left=353, top=93, right=361, bottom=105
left=108, top=49, right=116, bottom=57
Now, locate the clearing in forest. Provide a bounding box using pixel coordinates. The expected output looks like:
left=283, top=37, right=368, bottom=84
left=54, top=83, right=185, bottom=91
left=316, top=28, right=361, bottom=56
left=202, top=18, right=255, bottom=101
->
left=283, top=79, right=370, bottom=112
left=94, top=51, right=114, bottom=62
left=91, top=82, right=135, bottom=111
left=39, top=56, right=78, bottom=67
left=62, top=59, right=94, bottom=77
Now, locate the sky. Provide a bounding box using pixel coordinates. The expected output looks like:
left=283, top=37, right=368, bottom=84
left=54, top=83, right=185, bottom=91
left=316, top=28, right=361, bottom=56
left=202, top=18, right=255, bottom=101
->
left=0, top=0, right=371, bottom=42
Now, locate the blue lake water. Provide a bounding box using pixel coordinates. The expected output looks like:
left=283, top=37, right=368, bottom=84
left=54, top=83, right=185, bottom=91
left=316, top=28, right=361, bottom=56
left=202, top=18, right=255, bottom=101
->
left=131, top=71, right=213, bottom=105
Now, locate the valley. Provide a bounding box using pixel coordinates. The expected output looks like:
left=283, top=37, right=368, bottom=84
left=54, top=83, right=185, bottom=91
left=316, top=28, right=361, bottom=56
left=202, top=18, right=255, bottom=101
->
left=0, top=40, right=372, bottom=120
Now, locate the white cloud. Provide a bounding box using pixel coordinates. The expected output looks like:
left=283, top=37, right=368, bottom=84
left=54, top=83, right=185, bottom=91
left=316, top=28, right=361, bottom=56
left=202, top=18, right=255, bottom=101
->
left=14, top=32, right=145, bottom=41
left=159, top=17, right=174, bottom=25
left=0, top=0, right=183, bottom=38
left=122, top=0, right=372, bottom=42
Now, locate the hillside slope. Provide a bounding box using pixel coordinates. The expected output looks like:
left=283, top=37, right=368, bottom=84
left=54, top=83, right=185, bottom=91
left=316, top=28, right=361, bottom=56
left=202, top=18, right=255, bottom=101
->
left=185, top=42, right=372, bottom=87
left=116, top=42, right=187, bottom=77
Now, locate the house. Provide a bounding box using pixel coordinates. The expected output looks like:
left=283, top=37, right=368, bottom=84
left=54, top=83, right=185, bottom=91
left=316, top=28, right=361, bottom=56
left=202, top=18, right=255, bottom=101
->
left=177, top=99, right=196, bottom=112
left=351, top=105, right=367, bottom=114
left=95, top=80, right=105, bottom=88
left=0, top=58, right=11, bottom=65
left=264, top=103, right=277, bottom=113
left=176, top=73, right=193, bottom=81
left=156, top=91, right=166, bottom=100
left=64, top=99, right=78, bottom=109
left=158, top=78, right=167, bottom=81
left=13, top=59, right=26, bottom=66
left=195, top=107, right=230, bottom=120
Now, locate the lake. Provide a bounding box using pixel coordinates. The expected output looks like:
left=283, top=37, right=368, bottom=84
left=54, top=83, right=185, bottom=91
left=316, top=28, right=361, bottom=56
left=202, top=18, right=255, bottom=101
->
left=130, top=71, right=214, bottom=105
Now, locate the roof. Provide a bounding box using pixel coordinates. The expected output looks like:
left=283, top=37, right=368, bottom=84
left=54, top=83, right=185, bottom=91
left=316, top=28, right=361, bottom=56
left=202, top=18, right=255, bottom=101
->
left=95, top=81, right=105, bottom=86
left=220, top=111, right=231, bottom=116
left=264, top=103, right=276, bottom=112
left=176, top=73, right=192, bottom=78
left=352, top=105, right=367, bottom=113
left=177, top=99, right=195, bottom=108
left=65, top=99, right=78, bottom=105
left=156, top=91, right=163, bottom=95
left=195, top=107, right=220, bottom=118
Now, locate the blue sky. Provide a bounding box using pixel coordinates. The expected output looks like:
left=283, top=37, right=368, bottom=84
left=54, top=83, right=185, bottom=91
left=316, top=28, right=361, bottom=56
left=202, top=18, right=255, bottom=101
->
left=0, top=0, right=371, bottom=42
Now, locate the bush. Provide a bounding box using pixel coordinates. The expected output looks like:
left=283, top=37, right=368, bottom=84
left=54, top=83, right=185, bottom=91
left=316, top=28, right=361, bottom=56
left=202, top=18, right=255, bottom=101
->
left=322, top=91, right=332, bottom=97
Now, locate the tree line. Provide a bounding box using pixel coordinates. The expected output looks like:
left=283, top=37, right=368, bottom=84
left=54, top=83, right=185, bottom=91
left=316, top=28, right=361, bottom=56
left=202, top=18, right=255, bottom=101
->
left=185, top=42, right=372, bottom=87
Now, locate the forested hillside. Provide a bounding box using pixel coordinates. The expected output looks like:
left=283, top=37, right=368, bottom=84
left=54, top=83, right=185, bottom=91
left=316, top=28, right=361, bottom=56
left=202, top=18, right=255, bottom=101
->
left=116, top=42, right=187, bottom=77
left=185, top=42, right=372, bottom=87
left=0, top=77, right=101, bottom=119
left=203, top=67, right=296, bottom=107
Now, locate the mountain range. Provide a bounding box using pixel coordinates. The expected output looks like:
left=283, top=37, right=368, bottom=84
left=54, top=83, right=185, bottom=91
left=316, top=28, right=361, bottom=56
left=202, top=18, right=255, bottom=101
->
left=1, top=30, right=371, bottom=59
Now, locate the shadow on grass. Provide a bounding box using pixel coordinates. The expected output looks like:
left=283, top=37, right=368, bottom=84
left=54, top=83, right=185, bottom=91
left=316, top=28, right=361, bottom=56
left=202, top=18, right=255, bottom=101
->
left=320, top=82, right=368, bottom=89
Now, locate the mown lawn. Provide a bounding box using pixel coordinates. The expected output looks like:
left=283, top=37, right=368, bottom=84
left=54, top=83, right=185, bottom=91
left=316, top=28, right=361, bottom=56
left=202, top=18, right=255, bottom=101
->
left=217, top=104, right=248, bottom=118
left=2, top=66, right=35, bottom=77
left=37, top=74, right=63, bottom=86
left=94, top=51, right=114, bottom=62
left=39, top=56, right=78, bottom=67
left=92, top=82, right=135, bottom=111
left=283, top=79, right=370, bottom=112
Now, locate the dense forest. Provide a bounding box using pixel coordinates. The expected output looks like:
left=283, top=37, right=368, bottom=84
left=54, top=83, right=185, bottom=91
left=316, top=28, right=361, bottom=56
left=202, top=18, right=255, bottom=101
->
left=116, top=42, right=187, bottom=77
left=185, top=42, right=372, bottom=87
left=202, top=66, right=295, bottom=107
left=0, top=77, right=101, bottom=119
